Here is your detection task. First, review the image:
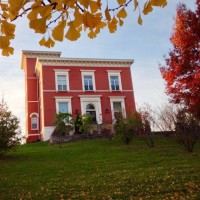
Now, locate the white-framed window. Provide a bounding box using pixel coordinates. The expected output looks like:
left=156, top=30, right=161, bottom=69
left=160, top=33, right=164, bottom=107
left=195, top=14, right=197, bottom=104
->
left=30, top=113, right=39, bottom=130
left=54, top=70, right=69, bottom=91
left=81, top=71, right=96, bottom=91
left=55, top=96, right=72, bottom=113
left=108, top=71, right=122, bottom=91
left=109, top=96, right=126, bottom=120
left=113, top=102, right=123, bottom=119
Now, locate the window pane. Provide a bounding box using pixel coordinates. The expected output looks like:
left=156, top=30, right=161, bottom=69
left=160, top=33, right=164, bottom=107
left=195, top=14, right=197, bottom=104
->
left=110, top=76, right=119, bottom=90
left=57, top=75, right=67, bottom=90
left=84, top=75, right=93, bottom=90
left=113, top=102, right=122, bottom=111
left=62, top=85, right=67, bottom=90
left=58, top=85, right=62, bottom=90
left=58, top=102, right=68, bottom=113
left=31, top=117, right=38, bottom=129
left=113, top=102, right=122, bottom=119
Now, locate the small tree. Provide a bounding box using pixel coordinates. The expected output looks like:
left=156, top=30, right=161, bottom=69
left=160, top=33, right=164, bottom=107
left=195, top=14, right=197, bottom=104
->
left=138, top=103, right=155, bottom=147
left=175, top=111, right=200, bottom=152
left=114, top=112, right=143, bottom=145
left=0, top=99, right=21, bottom=157
left=74, top=114, right=83, bottom=134
left=52, top=112, right=74, bottom=146
left=79, top=114, right=94, bottom=134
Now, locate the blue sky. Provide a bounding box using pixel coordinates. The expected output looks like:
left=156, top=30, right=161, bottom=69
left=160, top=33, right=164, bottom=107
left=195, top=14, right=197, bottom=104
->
left=0, top=1, right=195, bottom=135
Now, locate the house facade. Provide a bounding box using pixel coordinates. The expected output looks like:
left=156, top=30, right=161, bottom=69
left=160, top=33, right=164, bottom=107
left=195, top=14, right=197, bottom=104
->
left=21, top=50, right=136, bottom=142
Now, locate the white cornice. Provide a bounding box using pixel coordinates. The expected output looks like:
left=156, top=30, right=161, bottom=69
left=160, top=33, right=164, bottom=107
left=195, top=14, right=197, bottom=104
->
left=22, top=50, right=61, bottom=58
left=37, top=57, right=134, bottom=68
left=21, top=50, right=61, bottom=70
left=21, top=50, right=134, bottom=72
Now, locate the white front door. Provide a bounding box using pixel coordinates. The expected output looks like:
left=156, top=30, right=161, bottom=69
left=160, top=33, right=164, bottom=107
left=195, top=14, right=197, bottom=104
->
left=79, top=95, right=102, bottom=124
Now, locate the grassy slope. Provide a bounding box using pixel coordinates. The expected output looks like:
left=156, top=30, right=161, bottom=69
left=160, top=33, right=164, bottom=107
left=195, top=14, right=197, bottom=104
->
left=0, top=137, right=200, bottom=200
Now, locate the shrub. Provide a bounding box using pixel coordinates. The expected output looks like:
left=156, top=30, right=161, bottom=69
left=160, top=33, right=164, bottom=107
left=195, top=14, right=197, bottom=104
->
left=79, top=114, right=94, bottom=134
left=52, top=112, right=74, bottom=145
left=74, top=114, right=83, bottom=134
left=114, top=112, right=143, bottom=145
left=0, top=99, right=22, bottom=156
left=175, top=111, right=200, bottom=152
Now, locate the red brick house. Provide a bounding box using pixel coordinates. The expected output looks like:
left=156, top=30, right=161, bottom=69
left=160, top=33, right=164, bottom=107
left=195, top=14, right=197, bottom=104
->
left=21, top=50, right=136, bottom=142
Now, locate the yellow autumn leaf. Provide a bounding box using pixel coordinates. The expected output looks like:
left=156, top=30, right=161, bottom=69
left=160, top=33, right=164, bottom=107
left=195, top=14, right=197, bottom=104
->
left=8, top=0, right=27, bottom=19
left=0, top=3, right=8, bottom=11
left=95, top=27, right=100, bottom=34
left=2, top=46, right=14, bottom=56
left=151, top=0, right=167, bottom=7
left=1, top=20, right=16, bottom=38
left=2, top=11, right=9, bottom=19
left=117, top=0, right=126, bottom=5
left=0, top=36, right=10, bottom=49
left=51, top=0, right=64, bottom=3
left=105, top=6, right=111, bottom=21
left=31, top=1, right=42, bottom=9
left=44, top=37, right=55, bottom=48
left=29, top=17, right=47, bottom=34
left=98, top=21, right=106, bottom=29
left=138, top=14, right=142, bottom=25
left=78, top=0, right=89, bottom=9
left=63, top=0, right=76, bottom=8
left=88, top=29, right=96, bottom=39
left=39, top=37, right=46, bottom=46
left=65, top=23, right=81, bottom=41
left=119, top=18, right=124, bottom=26
left=143, top=1, right=153, bottom=15
left=77, top=26, right=83, bottom=32
left=52, top=18, right=66, bottom=41
left=117, top=8, right=127, bottom=19
left=83, top=12, right=101, bottom=29
left=34, top=5, right=53, bottom=18
left=27, top=10, right=38, bottom=20
left=108, top=17, right=118, bottom=33
left=90, top=1, right=100, bottom=14
left=74, top=7, right=83, bottom=27
left=134, top=0, right=139, bottom=10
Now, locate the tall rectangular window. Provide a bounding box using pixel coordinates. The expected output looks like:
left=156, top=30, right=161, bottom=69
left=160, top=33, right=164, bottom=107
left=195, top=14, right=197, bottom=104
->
left=55, top=97, right=72, bottom=114
left=30, top=114, right=38, bottom=130
left=58, top=102, right=68, bottom=113
left=108, top=71, right=122, bottom=91
left=110, top=76, right=120, bottom=90
left=113, top=102, right=122, bottom=119
left=110, top=96, right=126, bottom=120
left=57, top=75, right=67, bottom=91
left=54, top=70, right=69, bottom=91
left=81, top=71, right=96, bottom=91
left=84, top=75, right=93, bottom=90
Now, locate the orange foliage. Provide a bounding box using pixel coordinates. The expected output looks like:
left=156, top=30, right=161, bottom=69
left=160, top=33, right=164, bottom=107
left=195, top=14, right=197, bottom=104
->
left=160, top=0, right=200, bottom=119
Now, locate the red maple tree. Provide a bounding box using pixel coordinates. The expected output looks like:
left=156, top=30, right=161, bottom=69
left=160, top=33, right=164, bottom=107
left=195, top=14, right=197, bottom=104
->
left=160, top=0, right=200, bottom=119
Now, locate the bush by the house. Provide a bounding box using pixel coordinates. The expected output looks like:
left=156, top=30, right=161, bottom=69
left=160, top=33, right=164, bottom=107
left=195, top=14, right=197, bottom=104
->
left=52, top=112, right=74, bottom=145
left=74, top=114, right=83, bottom=134
left=79, top=114, right=94, bottom=134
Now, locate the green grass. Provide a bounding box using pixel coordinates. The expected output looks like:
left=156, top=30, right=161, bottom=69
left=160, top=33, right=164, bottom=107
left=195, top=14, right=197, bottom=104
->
left=0, top=136, right=200, bottom=199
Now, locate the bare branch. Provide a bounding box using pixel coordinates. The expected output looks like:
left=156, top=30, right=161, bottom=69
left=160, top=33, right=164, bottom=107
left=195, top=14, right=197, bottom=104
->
left=108, top=0, right=133, bottom=12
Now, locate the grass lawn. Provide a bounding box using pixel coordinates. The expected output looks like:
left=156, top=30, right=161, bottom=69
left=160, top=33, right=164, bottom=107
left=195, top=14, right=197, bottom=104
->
left=0, top=136, right=200, bottom=199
